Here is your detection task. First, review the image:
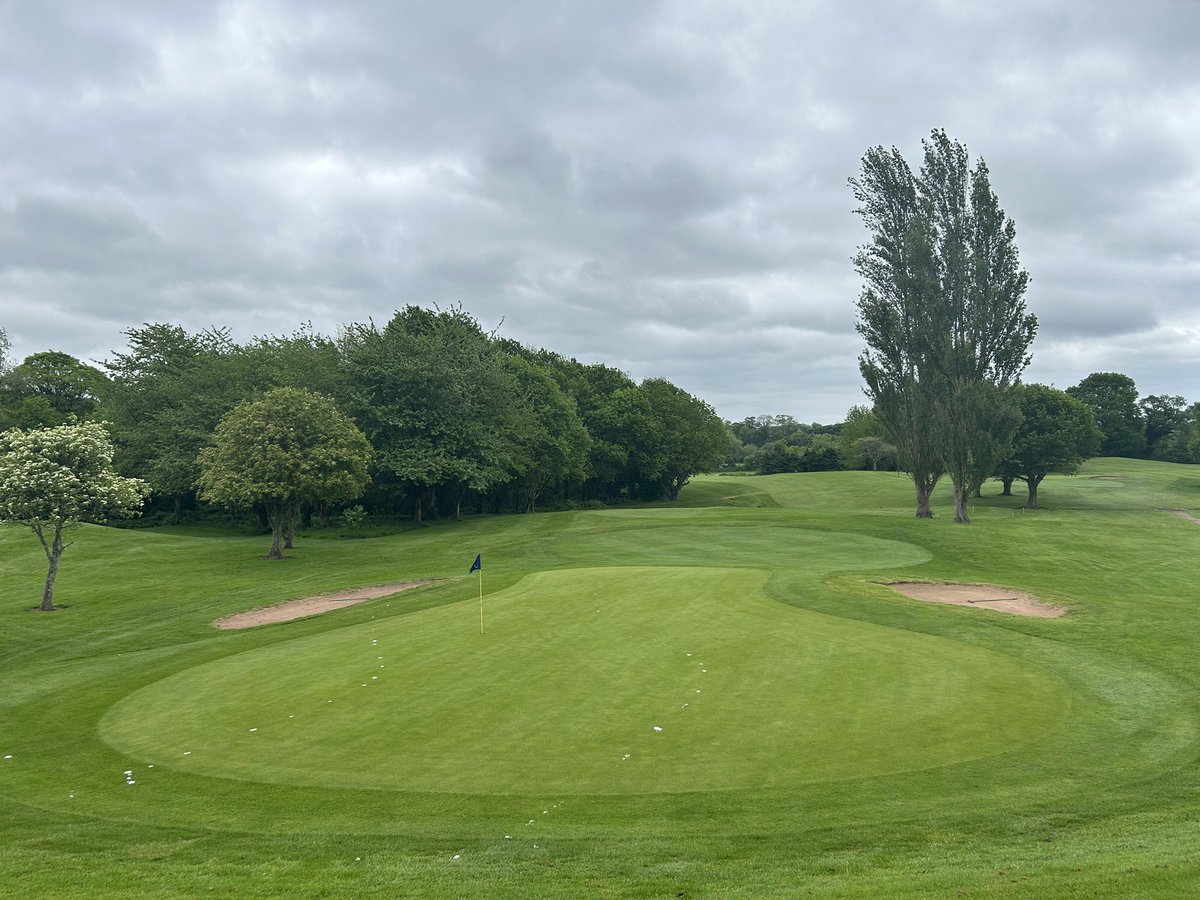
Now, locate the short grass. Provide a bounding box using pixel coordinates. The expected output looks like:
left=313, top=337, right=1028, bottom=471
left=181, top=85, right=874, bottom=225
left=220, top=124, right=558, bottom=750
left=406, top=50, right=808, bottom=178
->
left=3, top=459, right=1200, bottom=897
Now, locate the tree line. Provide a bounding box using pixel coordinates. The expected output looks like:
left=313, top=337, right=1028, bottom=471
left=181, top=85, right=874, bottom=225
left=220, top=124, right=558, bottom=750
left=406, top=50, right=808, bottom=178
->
left=731, top=368, right=1196, bottom=484
left=0, top=308, right=734, bottom=531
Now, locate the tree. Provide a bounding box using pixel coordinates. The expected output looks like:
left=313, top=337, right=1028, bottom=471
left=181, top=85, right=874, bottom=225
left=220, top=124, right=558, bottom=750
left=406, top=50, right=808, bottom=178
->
left=1140, top=394, right=1189, bottom=461
left=641, top=378, right=735, bottom=499
left=851, top=435, right=897, bottom=471
left=0, top=422, right=148, bottom=610
left=995, top=384, right=1102, bottom=509
left=838, top=405, right=894, bottom=470
left=756, top=439, right=807, bottom=474
left=1, top=351, right=110, bottom=430
left=341, top=307, right=515, bottom=523
left=852, top=130, right=1036, bottom=522
left=538, top=356, right=660, bottom=502
left=197, top=388, right=372, bottom=559
left=103, top=324, right=246, bottom=519
left=1066, top=373, right=1146, bottom=458
left=502, top=355, right=590, bottom=513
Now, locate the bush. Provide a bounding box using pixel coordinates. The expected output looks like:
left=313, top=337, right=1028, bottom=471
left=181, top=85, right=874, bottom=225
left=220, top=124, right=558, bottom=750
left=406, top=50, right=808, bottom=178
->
left=341, top=505, right=367, bottom=530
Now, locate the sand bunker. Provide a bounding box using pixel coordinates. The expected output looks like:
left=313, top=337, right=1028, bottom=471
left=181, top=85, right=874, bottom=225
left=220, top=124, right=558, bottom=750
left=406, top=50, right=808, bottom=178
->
left=213, top=581, right=433, bottom=630
left=885, top=582, right=1065, bottom=618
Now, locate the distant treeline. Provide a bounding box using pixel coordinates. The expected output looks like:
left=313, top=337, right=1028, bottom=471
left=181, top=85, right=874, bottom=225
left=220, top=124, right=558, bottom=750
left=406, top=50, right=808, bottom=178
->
left=0, top=308, right=733, bottom=525
left=730, top=371, right=1200, bottom=476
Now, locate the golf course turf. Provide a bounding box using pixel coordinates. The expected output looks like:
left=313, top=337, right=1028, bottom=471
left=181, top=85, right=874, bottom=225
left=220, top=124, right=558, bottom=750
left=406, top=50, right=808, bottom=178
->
left=3, top=459, right=1200, bottom=896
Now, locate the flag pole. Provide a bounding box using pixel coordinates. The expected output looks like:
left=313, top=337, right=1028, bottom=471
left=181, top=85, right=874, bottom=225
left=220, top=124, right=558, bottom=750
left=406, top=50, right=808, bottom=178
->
left=469, top=554, right=484, bottom=633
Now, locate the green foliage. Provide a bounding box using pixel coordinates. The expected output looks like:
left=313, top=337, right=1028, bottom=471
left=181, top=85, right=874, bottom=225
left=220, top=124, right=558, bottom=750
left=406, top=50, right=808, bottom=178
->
left=341, top=307, right=516, bottom=521
left=0, top=421, right=147, bottom=608
left=102, top=324, right=246, bottom=515
left=996, top=383, right=1102, bottom=507
left=340, top=504, right=367, bottom=529
left=197, top=388, right=372, bottom=558
left=852, top=131, right=1035, bottom=522
left=0, top=351, right=110, bottom=429
left=640, top=378, right=735, bottom=499
left=728, top=414, right=814, bottom=447
left=26, top=308, right=739, bottom=528
left=1140, top=393, right=1192, bottom=461
left=838, top=405, right=896, bottom=470
left=1067, top=372, right=1147, bottom=457
left=754, top=434, right=844, bottom=474
left=500, top=354, right=590, bottom=512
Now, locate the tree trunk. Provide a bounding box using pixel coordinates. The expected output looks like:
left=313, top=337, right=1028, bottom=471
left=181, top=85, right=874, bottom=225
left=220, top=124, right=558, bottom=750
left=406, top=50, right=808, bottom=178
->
left=285, top=502, right=302, bottom=549
left=914, top=475, right=937, bottom=519
left=952, top=481, right=971, bottom=524
left=264, top=501, right=285, bottom=559
left=1000, top=477, right=1014, bottom=496
left=37, top=524, right=64, bottom=610
left=266, top=521, right=284, bottom=559
left=413, top=492, right=423, bottom=525
left=1025, top=475, right=1043, bottom=509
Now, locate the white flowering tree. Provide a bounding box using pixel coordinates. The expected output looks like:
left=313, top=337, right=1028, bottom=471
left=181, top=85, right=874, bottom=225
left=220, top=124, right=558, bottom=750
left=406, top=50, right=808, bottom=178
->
left=0, top=421, right=148, bottom=610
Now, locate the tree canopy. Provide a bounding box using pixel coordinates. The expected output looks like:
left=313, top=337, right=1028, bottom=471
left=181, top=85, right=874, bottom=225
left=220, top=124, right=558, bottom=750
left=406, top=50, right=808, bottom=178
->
left=0, top=351, right=110, bottom=430
left=1067, top=372, right=1146, bottom=458
left=852, top=130, right=1036, bottom=521
left=996, top=384, right=1102, bottom=508
left=0, top=421, right=148, bottom=609
left=197, top=388, right=373, bottom=559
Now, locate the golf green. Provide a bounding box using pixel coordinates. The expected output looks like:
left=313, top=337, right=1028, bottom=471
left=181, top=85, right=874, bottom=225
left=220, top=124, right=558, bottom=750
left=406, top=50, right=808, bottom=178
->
left=101, top=564, right=1069, bottom=794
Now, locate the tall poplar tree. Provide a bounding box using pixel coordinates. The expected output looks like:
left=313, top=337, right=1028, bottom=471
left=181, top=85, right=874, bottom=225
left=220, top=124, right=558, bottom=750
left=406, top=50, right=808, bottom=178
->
left=852, top=130, right=1036, bottom=522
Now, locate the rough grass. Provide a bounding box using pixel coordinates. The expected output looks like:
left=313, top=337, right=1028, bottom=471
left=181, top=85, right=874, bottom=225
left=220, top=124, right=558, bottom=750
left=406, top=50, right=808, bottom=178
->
left=3, top=459, right=1200, bottom=897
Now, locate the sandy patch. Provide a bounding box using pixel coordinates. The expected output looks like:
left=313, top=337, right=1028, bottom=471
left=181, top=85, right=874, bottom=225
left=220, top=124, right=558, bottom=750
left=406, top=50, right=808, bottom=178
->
left=1166, top=509, right=1200, bottom=526
left=884, top=582, right=1066, bottom=618
left=213, top=581, right=434, bottom=630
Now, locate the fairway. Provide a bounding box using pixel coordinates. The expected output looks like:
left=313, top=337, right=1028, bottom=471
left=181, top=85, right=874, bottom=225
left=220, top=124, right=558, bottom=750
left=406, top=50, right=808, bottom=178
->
left=102, top=566, right=1068, bottom=793
left=5, top=460, right=1200, bottom=897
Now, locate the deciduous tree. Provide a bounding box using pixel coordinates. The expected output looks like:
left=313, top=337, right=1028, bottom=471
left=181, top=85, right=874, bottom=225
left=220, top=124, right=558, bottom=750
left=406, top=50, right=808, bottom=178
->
left=1, top=351, right=110, bottom=429
left=0, top=422, right=148, bottom=609
left=1139, top=394, right=1189, bottom=461
left=1067, top=373, right=1146, bottom=458
left=852, top=130, right=1036, bottom=522
left=995, top=384, right=1101, bottom=508
left=641, top=378, right=735, bottom=499
left=197, top=388, right=372, bottom=559
left=103, top=324, right=245, bottom=519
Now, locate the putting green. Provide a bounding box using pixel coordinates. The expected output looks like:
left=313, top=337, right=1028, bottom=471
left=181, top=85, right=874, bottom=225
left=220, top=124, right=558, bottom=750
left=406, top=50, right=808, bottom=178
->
left=101, top=565, right=1069, bottom=794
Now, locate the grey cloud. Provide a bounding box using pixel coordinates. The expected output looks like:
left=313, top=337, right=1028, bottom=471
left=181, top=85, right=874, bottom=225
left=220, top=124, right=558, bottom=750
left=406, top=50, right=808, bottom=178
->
left=2, top=1, right=1200, bottom=422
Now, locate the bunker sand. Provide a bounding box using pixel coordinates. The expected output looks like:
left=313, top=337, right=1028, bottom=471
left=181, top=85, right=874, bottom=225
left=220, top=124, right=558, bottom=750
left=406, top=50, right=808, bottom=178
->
left=213, top=581, right=433, bottom=629
left=885, top=582, right=1066, bottom=618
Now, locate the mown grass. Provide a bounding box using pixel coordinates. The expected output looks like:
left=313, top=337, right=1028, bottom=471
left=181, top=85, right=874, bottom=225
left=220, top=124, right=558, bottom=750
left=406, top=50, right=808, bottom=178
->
left=2, top=459, right=1200, bottom=897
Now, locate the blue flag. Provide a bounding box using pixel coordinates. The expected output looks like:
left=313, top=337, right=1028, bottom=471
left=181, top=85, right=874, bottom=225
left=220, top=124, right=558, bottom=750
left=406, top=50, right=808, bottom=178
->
left=469, top=554, right=481, bottom=574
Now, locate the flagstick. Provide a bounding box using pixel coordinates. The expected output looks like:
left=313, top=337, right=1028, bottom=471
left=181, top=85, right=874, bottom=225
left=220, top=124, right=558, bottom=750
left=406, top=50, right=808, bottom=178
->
left=479, top=566, right=484, bottom=634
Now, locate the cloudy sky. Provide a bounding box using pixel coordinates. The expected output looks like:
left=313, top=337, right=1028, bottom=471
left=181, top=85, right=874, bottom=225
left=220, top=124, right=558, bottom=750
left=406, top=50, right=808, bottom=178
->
left=2, top=1, right=1198, bottom=422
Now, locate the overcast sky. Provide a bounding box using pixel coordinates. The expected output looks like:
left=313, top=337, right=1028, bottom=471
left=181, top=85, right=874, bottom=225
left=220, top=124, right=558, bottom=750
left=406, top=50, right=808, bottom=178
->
left=2, top=1, right=1198, bottom=422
